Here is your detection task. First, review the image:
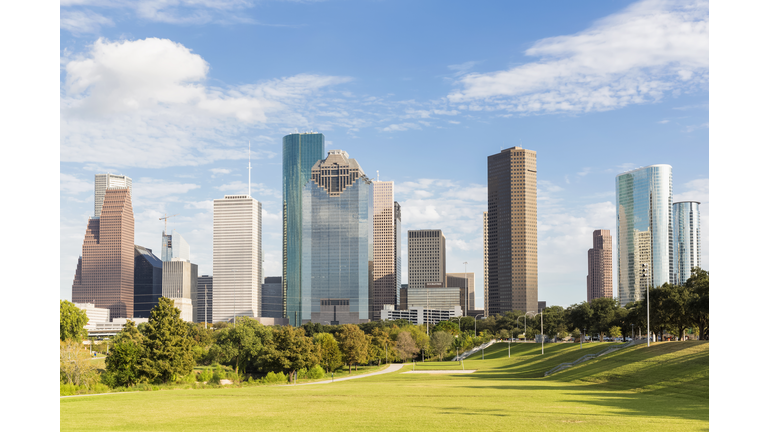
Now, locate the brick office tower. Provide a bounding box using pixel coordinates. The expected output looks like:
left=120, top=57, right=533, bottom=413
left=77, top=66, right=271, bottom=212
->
left=407, top=230, right=446, bottom=290
left=371, top=181, right=402, bottom=320
left=587, top=229, right=613, bottom=302
left=72, top=187, right=135, bottom=319
left=487, top=146, right=538, bottom=314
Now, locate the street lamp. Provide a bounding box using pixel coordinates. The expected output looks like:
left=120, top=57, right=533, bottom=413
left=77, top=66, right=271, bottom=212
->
left=231, top=269, right=236, bottom=328
left=474, top=314, right=483, bottom=337
left=540, top=309, right=544, bottom=355
left=463, top=261, right=468, bottom=319
left=642, top=263, right=650, bottom=347
left=523, top=311, right=537, bottom=342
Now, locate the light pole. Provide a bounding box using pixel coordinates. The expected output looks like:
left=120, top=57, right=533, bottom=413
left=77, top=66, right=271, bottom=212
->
left=232, top=269, right=236, bottom=328
left=643, top=263, right=650, bottom=347
left=523, top=311, right=537, bottom=342
left=474, top=314, right=483, bottom=337
left=540, top=309, right=544, bottom=355
left=463, top=261, right=468, bottom=319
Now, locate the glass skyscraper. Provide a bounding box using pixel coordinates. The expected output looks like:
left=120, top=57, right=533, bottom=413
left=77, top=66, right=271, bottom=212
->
left=673, top=201, right=701, bottom=285
left=615, top=164, right=673, bottom=306
left=283, top=132, right=325, bottom=326
left=301, top=150, right=373, bottom=325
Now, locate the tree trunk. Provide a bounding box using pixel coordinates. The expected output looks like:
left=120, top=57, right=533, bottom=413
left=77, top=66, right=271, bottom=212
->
left=348, top=363, right=351, bottom=374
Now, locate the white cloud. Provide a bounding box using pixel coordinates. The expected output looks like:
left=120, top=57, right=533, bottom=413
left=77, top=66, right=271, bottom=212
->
left=380, top=122, right=421, bottom=132
left=61, top=1, right=259, bottom=27
left=215, top=181, right=280, bottom=198
left=658, top=119, right=670, bottom=124
left=60, top=10, right=114, bottom=34
left=683, top=122, right=709, bottom=133
left=60, top=173, right=94, bottom=194
left=448, top=0, right=709, bottom=114
left=131, top=178, right=200, bottom=208
left=61, top=37, right=352, bottom=169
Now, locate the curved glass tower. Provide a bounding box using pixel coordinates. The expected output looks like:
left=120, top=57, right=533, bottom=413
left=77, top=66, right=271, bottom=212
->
left=283, top=132, right=325, bottom=326
left=673, top=201, right=701, bottom=285
left=615, top=164, right=673, bottom=306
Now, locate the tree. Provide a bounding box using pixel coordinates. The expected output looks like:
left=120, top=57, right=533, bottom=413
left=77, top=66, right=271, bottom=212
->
left=336, top=324, right=369, bottom=373
left=433, top=320, right=460, bottom=336
left=60, top=339, right=98, bottom=388
left=259, top=325, right=319, bottom=383
left=542, top=306, right=567, bottom=340
left=566, top=302, right=592, bottom=336
left=104, top=320, right=144, bottom=387
left=395, top=331, right=419, bottom=362
left=314, top=332, right=343, bottom=372
left=60, top=300, right=89, bottom=342
left=406, top=326, right=430, bottom=361
left=686, top=267, right=709, bottom=340
left=430, top=331, right=454, bottom=361
left=138, top=297, right=195, bottom=383
left=369, top=327, right=392, bottom=365
left=608, top=326, right=623, bottom=339
left=590, top=297, right=620, bottom=341
left=661, top=283, right=693, bottom=341
left=209, top=317, right=270, bottom=374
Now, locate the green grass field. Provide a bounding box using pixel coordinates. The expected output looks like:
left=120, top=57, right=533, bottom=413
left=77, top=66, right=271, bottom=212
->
left=61, top=341, right=708, bottom=431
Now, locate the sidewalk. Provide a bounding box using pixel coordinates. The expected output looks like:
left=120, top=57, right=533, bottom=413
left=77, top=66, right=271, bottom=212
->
left=291, top=363, right=405, bottom=386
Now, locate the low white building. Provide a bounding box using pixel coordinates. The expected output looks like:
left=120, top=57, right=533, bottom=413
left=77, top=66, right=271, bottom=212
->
left=168, top=297, right=194, bottom=322
left=86, top=318, right=149, bottom=337
left=380, top=304, right=462, bottom=325
left=74, top=303, right=110, bottom=329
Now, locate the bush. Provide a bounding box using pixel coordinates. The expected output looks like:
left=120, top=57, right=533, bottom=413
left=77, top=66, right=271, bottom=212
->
left=306, top=365, right=324, bottom=379
left=60, top=383, right=80, bottom=396
left=198, top=369, right=213, bottom=383
left=261, top=371, right=288, bottom=384
left=297, top=368, right=308, bottom=379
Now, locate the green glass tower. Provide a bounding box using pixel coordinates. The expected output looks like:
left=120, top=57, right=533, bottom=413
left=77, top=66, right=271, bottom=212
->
left=283, top=132, right=325, bottom=326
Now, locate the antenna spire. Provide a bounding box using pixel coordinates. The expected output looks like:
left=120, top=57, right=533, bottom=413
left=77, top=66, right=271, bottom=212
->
left=377, top=170, right=379, bottom=182
left=248, top=141, right=252, bottom=197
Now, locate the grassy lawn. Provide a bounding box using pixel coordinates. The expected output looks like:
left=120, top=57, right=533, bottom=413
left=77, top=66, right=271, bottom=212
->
left=61, top=341, right=708, bottom=431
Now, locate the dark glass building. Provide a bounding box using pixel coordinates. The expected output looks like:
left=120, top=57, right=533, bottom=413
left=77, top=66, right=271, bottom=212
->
left=261, top=276, right=283, bottom=318
left=197, top=275, right=213, bottom=324
left=134, top=245, right=163, bottom=318
left=283, top=132, right=325, bottom=326
left=301, top=150, right=373, bottom=325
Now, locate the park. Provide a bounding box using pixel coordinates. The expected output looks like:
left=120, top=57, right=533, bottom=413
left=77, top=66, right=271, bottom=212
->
left=60, top=339, right=709, bottom=431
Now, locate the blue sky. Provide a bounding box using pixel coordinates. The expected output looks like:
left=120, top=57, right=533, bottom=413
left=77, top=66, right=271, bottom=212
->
left=59, top=0, right=710, bottom=308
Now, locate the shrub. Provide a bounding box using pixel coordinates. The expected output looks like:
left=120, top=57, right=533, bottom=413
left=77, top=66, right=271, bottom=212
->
left=261, top=371, right=288, bottom=384
left=199, top=369, right=213, bottom=383
left=307, top=365, right=325, bottom=379
left=297, top=368, right=308, bottom=379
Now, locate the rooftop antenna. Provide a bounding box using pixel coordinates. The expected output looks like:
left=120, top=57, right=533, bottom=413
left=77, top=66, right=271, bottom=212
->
left=248, top=141, right=252, bottom=197
left=377, top=170, right=379, bottom=181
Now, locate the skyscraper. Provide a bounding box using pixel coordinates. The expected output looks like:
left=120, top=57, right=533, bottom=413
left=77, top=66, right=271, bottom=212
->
left=673, top=201, right=701, bottom=285
left=283, top=132, right=325, bottom=326
left=134, top=245, right=163, bottom=318
left=72, top=187, right=135, bottom=318
left=161, top=230, right=190, bottom=262
left=407, top=230, right=446, bottom=290
left=447, top=273, right=475, bottom=314
left=94, top=173, right=132, bottom=218
left=162, top=259, right=198, bottom=322
left=301, top=150, right=373, bottom=325
left=261, top=276, right=283, bottom=319
left=212, top=194, right=263, bottom=322
left=197, top=275, right=213, bottom=324
left=587, top=230, right=613, bottom=302
left=616, top=164, right=673, bottom=306
left=483, top=211, right=489, bottom=316
left=371, top=181, right=401, bottom=320
left=487, top=146, right=538, bottom=314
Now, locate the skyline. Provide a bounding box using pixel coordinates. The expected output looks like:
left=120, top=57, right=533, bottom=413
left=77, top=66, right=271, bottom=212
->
left=59, top=0, right=710, bottom=309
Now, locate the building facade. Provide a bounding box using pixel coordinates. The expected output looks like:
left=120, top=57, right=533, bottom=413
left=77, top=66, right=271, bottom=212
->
left=371, top=181, right=401, bottom=320
left=212, top=194, right=263, bottom=323
left=673, top=201, right=701, bottom=285
left=161, top=230, right=190, bottom=262
left=134, top=245, right=163, bottom=318
left=616, top=165, right=673, bottom=306
left=381, top=304, right=462, bottom=325
left=587, top=229, right=613, bottom=302
left=407, top=286, right=461, bottom=311
left=483, top=211, right=489, bottom=316
left=74, top=303, right=111, bottom=328
left=72, top=187, right=135, bottom=319
left=487, top=146, right=538, bottom=314
left=261, top=276, right=283, bottom=319
left=446, top=273, right=475, bottom=316
left=162, top=259, right=198, bottom=322
left=283, top=132, right=325, bottom=326
left=301, top=150, right=373, bottom=325
left=399, top=284, right=408, bottom=311
left=407, top=230, right=446, bottom=290
left=94, top=173, right=132, bottom=218
left=197, top=275, right=213, bottom=324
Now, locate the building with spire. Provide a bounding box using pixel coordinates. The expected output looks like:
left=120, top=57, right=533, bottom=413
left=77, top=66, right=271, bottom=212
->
left=301, top=149, right=373, bottom=325
left=371, top=180, right=401, bottom=320
left=283, top=132, right=325, bottom=326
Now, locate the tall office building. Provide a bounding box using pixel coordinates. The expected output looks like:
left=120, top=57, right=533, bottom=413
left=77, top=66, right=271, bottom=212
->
left=371, top=181, right=401, bottom=320
left=673, top=201, right=701, bottom=285
left=301, top=150, right=373, bottom=325
left=487, top=146, right=538, bottom=314
left=72, top=187, right=135, bottom=319
left=212, top=194, right=263, bottom=322
left=483, top=211, right=489, bottom=316
left=447, top=273, right=475, bottom=315
left=197, top=275, right=213, bottom=324
left=616, top=164, right=673, bottom=306
left=162, top=259, right=198, bottom=322
left=161, top=230, right=190, bottom=262
left=399, top=284, right=408, bottom=311
left=407, top=230, right=446, bottom=290
left=587, top=230, right=613, bottom=302
left=134, top=245, right=163, bottom=318
left=407, top=285, right=461, bottom=310
left=94, top=173, right=132, bottom=218
left=283, top=132, right=325, bottom=326
left=261, top=276, right=283, bottom=319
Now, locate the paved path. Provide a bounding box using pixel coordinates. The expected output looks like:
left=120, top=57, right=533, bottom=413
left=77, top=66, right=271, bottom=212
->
left=291, top=363, right=405, bottom=386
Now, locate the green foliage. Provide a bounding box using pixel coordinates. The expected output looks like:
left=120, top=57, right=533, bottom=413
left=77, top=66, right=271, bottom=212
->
left=104, top=320, right=144, bottom=387
left=685, top=267, right=709, bottom=339
left=198, top=368, right=213, bottom=383
left=368, top=327, right=392, bottom=365
left=608, top=326, right=623, bottom=338
left=261, top=371, right=288, bottom=384
left=395, top=331, right=418, bottom=362
left=307, top=364, right=325, bottom=379
left=314, top=332, right=343, bottom=372
left=60, top=300, right=89, bottom=342
left=259, top=325, right=320, bottom=380
left=208, top=316, right=271, bottom=374
left=429, top=331, right=454, bottom=361
left=433, top=320, right=460, bottom=336
left=138, top=297, right=195, bottom=384
left=337, top=324, right=369, bottom=372
left=60, top=339, right=99, bottom=388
